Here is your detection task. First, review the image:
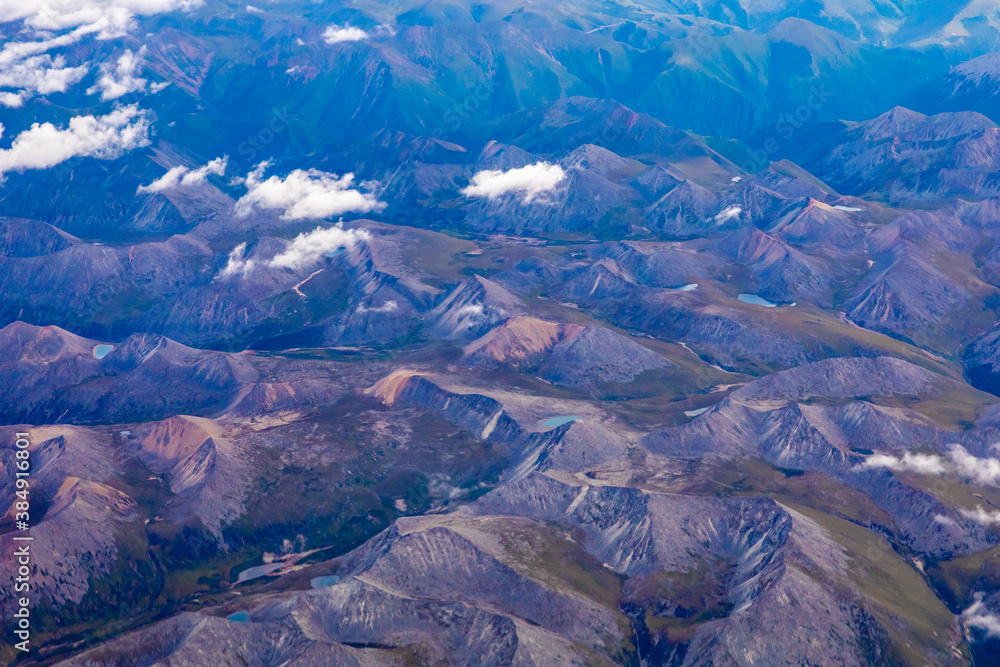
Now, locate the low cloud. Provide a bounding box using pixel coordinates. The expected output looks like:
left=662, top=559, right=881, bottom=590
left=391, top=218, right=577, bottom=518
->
left=858, top=445, right=1000, bottom=486
left=323, top=25, right=368, bottom=43
left=216, top=224, right=371, bottom=279
left=268, top=224, right=370, bottom=270
left=0, top=104, right=151, bottom=181
left=0, top=1, right=203, bottom=32
left=88, top=47, right=148, bottom=100
left=0, top=91, right=24, bottom=107
left=0, top=54, right=87, bottom=104
left=0, top=1, right=200, bottom=102
left=950, top=445, right=1000, bottom=486
left=0, top=9, right=140, bottom=72
left=714, top=206, right=743, bottom=223
left=0, top=1, right=202, bottom=89
left=235, top=162, right=386, bottom=220
left=964, top=594, right=1000, bottom=639
left=960, top=506, right=1000, bottom=526
left=0, top=9, right=128, bottom=48
left=453, top=303, right=491, bottom=330
left=217, top=242, right=255, bottom=279
left=357, top=300, right=399, bottom=314
left=461, top=162, right=566, bottom=204
left=322, top=23, right=394, bottom=44
left=860, top=451, right=949, bottom=476
left=138, top=156, right=227, bottom=194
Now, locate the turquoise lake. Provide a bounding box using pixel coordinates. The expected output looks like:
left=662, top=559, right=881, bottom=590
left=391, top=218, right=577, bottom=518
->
left=310, top=575, right=340, bottom=588
left=93, top=344, right=114, bottom=359
left=542, top=416, right=584, bottom=428
left=738, top=294, right=778, bottom=308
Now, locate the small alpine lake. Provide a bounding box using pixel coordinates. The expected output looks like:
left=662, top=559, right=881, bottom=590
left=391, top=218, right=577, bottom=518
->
left=542, top=415, right=584, bottom=428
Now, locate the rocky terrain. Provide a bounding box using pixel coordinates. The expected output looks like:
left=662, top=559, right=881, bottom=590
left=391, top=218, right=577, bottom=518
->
left=5, top=0, right=1000, bottom=665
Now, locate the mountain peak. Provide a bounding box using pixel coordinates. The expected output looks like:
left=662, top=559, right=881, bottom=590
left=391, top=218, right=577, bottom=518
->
left=859, top=106, right=927, bottom=139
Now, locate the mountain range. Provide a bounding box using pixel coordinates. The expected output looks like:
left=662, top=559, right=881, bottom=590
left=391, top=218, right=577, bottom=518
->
left=5, top=0, right=1000, bottom=665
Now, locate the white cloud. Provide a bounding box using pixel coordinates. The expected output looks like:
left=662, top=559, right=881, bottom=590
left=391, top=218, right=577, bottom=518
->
left=860, top=451, right=949, bottom=476
left=235, top=162, right=386, bottom=220
left=454, top=303, right=488, bottom=330
left=323, top=25, right=368, bottom=44
left=216, top=242, right=255, bottom=280
left=268, top=224, right=370, bottom=270
left=457, top=304, right=485, bottom=317
left=178, top=157, right=226, bottom=185
left=357, top=300, right=399, bottom=314
left=0, top=1, right=202, bottom=32
left=0, top=2, right=200, bottom=70
left=461, top=162, right=566, bottom=204
left=0, top=10, right=137, bottom=70
left=0, top=54, right=87, bottom=102
left=0, top=91, right=25, bottom=107
left=858, top=445, right=1000, bottom=486
left=964, top=594, right=1000, bottom=639
left=714, top=206, right=743, bottom=223
left=246, top=4, right=263, bottom=13
left=87, top=47, right=147, bottom=100
left=950, top=445, right=1000, bottom=486
left=0, top=104, right=151, bottom=181
left=960, top=506, right=1000, bottom=526
left=137, top=156, right=227, bottom=194
left=0, top=10, right=130, bottom=51
left=216, top=224, right=371, bottom=279
left=139, top=165, right=186, bottom=193
left=0, top=1, right=199, bottom=103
